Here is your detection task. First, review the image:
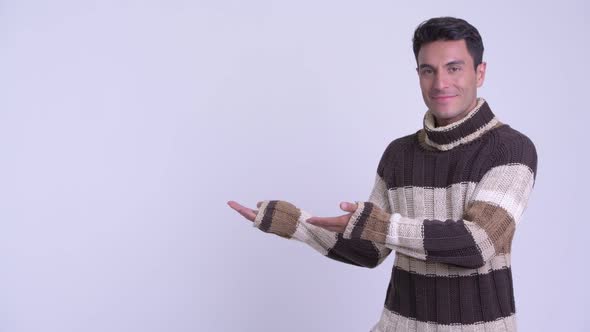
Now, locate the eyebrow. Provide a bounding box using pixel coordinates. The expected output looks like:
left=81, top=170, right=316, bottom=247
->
left=446, top=60, right=466, bottom=66
left=418, top=60, right=466, bottom=70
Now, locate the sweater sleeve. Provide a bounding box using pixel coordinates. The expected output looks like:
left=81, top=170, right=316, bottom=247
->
left=252, top=174, right=393, bottom=268
left=342, top=142, right=537, bottom=269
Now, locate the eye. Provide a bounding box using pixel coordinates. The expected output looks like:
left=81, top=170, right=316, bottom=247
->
left=449, top=66, right=461, bottom=73
left=420, top=68, right=434, bottom=75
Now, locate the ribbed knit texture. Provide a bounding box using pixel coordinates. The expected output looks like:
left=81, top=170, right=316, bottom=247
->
left=253, top=98, right=537, bottom=331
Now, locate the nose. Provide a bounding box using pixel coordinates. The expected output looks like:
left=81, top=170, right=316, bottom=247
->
left=432, top=71, right=450, bottom=90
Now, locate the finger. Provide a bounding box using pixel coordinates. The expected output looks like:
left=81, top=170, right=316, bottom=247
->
left=228, top=201, right=254, bottom=214
left=239, top=209, right=257, bottom=221
left=306, top=216, right=334, bottom=226
left=227, top=201, right=257, bottom=221
left=339, top=201, right=358, bottom=213
left=227, top=200, right=245, bottom=211
left=308, top=222, right=345, bottom=233
left=306, top=215, right=349, bottom=227
left=324, top=225, right=344, bottom=232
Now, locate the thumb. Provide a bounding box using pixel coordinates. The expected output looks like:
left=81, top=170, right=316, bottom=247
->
left=340, top=201, right=358, bottom=213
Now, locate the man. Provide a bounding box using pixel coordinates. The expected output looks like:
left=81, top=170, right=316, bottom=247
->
left=228, top=16, right=537, bottom=332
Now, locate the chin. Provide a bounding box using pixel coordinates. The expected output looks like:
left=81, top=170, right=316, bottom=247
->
left=431, top=109, right=463, bottom=125
left=431, top=108, right=457, bottom=119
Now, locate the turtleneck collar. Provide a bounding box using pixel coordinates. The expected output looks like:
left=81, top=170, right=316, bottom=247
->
left=422, top=98, right=500, bottom=151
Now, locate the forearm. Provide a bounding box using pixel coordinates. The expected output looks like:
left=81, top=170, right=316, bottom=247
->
left=343, top=201, right=487, bottom=267
left=344, top=163, right=536, bottom=268
left=253, top=200, right=388, bottom=268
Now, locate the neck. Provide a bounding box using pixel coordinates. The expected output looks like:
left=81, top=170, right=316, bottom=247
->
left=422, top=98, right=501, bottom=151
left=434, top=98, right=479, bottom=127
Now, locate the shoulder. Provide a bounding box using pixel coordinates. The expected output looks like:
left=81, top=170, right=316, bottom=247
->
left=383, top=132, right=418, bottom=155
left=376, top=131, right=419, bottom=176
left=487, top=124, right=538, bottom=175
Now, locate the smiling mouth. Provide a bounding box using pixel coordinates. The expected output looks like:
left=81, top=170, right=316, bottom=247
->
left=431, top=95, right=456, bottom=102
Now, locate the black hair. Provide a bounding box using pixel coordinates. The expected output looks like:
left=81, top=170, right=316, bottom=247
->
left=412, top=17, right=484, bottom=70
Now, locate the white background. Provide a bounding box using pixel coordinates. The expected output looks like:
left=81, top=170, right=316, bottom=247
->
left=1, top=0, right=588, bottom=331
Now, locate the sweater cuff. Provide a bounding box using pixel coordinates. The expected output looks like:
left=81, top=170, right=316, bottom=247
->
left=343, top=201, right=392, bottom=242
left=343, top=201, right=371, bottom=240
left=253, top=200, right=301, bottom=239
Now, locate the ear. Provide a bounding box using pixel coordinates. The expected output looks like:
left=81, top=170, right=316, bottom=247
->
left=476, top=62, right=487, bottom=87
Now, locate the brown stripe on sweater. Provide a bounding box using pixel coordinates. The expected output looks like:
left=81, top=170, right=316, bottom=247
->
left=359, top=203, right=392, bottom=244
left=350, top=202, right=374, bottom=239
left=259, top=200, right=278, bottom=233
left=265, top=200, right=301, bottom=239
left=465, top=201, right=516, bottom=254
left=385, top=266, right=515, bottom=325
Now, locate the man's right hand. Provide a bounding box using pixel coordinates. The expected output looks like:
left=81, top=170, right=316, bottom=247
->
left=227, top=201, right=262, bottom=222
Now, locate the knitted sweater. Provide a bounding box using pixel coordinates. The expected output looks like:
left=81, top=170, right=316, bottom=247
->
left=253, top=98, right=537, bottom=332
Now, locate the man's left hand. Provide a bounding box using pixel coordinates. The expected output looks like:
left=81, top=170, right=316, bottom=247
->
left=306, top=202, right=358, bottom=233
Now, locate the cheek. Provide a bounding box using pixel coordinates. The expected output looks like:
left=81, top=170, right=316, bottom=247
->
left=457, top=74, right=476, bottom=89
left=419, top=78, right=431, bottom=94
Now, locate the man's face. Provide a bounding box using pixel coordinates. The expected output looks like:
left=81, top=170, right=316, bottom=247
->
left=417, top=39, right=486, bottom=127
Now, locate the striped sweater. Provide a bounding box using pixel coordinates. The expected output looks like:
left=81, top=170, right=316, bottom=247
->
left=253, top=98, right=537, bottom=332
